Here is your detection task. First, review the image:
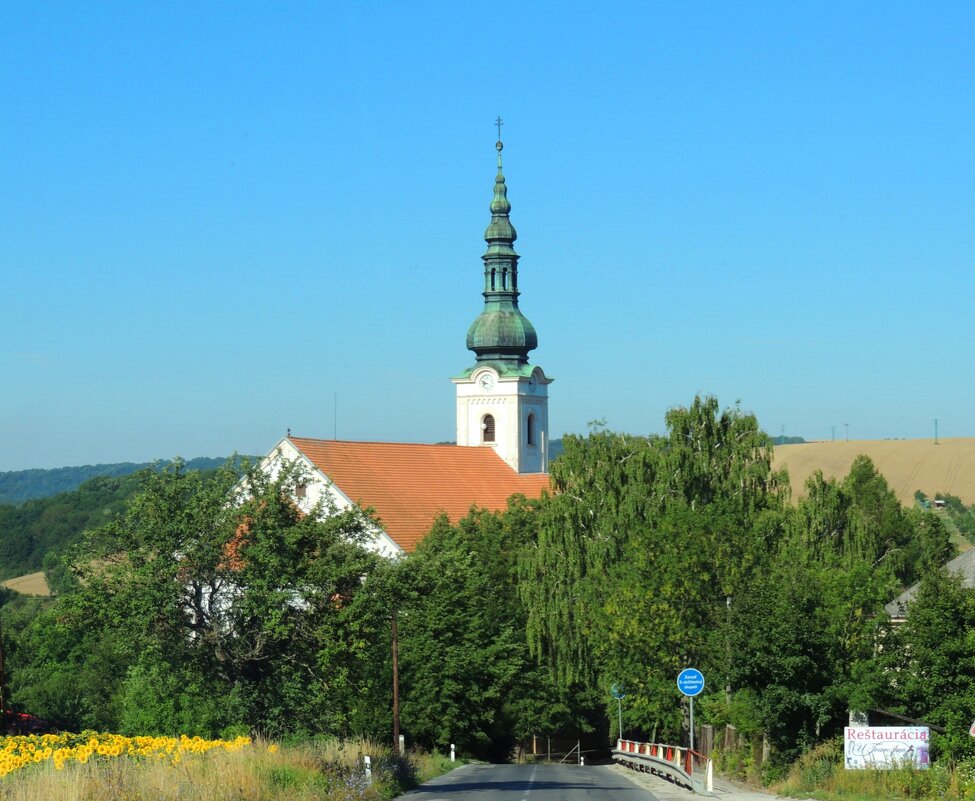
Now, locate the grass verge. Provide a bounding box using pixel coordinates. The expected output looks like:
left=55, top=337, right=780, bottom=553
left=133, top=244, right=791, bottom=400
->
left=771, top=739, right=975, bottom=801
left=0, top=736, right=456, bottom=801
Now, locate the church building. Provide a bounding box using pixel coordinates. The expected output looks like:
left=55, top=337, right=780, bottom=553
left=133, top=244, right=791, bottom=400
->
left=259, top=134, right=552, bottom=556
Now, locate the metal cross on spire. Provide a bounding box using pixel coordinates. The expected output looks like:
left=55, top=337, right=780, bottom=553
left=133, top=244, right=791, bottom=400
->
left=494, top=115, right=505, bottom=169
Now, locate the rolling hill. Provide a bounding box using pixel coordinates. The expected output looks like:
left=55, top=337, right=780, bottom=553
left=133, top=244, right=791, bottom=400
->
left=0, top=457, right=239, bottom=505
left=773, top=437, right=975, bottom=506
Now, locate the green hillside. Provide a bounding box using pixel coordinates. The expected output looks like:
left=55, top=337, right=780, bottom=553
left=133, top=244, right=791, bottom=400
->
left=0, top=457, right=235, bottom=505
left=0, top=458, right=244, bottom=589
left=0, top=474, right=143, bottom=587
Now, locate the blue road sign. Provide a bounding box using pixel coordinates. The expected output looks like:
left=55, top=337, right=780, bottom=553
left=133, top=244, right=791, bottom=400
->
left=611, top=683, right=626, bottom=700
left=677, top=668, right=705, bottom=697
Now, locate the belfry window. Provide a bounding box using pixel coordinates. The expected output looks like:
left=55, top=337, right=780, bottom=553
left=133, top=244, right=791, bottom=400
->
left=527, top=413, right=536, bottom=446
left=490, top=268, right=496, bottom=290
left=482, top=414, right=496, bottom=443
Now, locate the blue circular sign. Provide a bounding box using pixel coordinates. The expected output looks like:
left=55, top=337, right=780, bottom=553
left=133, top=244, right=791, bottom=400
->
left=677, top=668, right=705, bottom=697
left=611, top=683, right=626, bottom=700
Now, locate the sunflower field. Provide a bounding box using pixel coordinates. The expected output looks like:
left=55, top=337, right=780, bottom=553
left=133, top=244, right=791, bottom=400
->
left=0, top=731, right=250, bottom=776
left=0, top=733, right=454, bottom=801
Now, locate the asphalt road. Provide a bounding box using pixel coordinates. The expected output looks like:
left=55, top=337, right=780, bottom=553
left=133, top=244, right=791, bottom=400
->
left=400, top=763, right=661, bottom=801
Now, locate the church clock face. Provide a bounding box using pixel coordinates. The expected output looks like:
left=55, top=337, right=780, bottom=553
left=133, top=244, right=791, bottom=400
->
left=478, top=373, right=496, bottom=392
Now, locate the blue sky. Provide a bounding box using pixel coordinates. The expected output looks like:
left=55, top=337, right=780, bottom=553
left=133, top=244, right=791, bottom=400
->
left=2, top=2, right=973, bottom=471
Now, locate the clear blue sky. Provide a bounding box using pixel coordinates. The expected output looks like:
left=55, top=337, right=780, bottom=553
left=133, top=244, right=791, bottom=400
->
left=2, top=2, right=973, bottom=471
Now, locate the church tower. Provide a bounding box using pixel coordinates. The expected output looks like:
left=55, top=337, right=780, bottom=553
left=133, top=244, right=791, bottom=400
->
left=453, top=128, right=552, bottom=473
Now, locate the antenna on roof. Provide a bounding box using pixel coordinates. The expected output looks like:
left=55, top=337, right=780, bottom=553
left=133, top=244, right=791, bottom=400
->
left=287, top=428, right=291, bottom=438
left=334, top=393, right=338, bottom=440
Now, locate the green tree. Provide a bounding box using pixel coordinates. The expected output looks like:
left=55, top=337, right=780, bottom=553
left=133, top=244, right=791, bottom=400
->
left=862, top=569, right=975, bottom=763
left=520, top=396, right=786, bottom=741
left=397, top=502, right=599, bottom=758
left=11, top=459, right=387, bottom=737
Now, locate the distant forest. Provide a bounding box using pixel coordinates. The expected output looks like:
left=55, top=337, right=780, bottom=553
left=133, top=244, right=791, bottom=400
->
left=0, top=457, right=235, bottom=505
left=771, top=435, right=806, bottom=445
left=0, top=458, right=241, bottom=587
left=0, top=473, right=144, bottom=586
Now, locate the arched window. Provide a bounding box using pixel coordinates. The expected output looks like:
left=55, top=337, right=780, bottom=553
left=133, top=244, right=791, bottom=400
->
left=482, top=414, right=496, bottom=443
left=527, top=413, right=536, bottom=446
left=502, top=268, right=508, bottom=289
left=490, top=268, right=496, bottom=290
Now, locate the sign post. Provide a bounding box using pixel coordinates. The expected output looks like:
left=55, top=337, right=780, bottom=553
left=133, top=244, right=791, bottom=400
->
left=611, top=683, right=626, bottom=742
left=677, top=668, right=705, bottom=756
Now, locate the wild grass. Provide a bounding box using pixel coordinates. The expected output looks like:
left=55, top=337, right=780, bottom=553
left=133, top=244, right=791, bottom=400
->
left=771, top=739, right=975, bottom=801
left=0, top=737, right=455, bottom=801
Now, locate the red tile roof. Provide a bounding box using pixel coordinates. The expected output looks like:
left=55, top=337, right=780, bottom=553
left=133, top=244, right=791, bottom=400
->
left=288, top=437, right=551, bottom=552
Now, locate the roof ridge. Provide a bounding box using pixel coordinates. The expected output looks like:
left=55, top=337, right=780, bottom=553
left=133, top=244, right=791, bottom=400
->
left=289, top=436, right=466, bottom=449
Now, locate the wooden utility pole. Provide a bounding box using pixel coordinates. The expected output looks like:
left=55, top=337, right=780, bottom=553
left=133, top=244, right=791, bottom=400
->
left=392, top=608, right=400, bottom=747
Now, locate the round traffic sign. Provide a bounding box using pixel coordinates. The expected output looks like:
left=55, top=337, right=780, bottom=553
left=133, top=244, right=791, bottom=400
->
left=677, top=668, right=705, bottom=697
left=611, top=683, right=626, bottom=700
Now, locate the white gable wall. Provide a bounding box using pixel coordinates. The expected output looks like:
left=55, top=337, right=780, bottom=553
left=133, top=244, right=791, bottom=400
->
left=258, top=439, right=404, bottom=558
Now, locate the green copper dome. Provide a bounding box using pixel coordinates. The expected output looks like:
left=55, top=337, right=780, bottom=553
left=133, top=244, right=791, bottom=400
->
left=465, top=139, right=538, bottom=366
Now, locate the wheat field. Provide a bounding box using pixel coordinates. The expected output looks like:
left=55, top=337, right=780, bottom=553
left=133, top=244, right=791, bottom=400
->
left=2, top=572, right=51, bottom=597
left=773, top=437, right=975, bottom=506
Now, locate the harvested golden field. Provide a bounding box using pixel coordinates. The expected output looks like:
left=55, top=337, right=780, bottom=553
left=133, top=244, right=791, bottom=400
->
left=774, top=437, right=975, bottom=506
left=2, top=571, right=51, bottom=597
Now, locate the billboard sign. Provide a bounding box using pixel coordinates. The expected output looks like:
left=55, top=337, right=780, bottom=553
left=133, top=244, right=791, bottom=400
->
left=844, top=727, right=929, bottom=770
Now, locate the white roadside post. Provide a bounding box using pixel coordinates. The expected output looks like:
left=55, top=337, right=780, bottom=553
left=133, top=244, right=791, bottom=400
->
left=451, top=743, right=456, bottom=762
left=364, top=755, right=372, bottom=783
left=398, top=734, right=405, bottom=755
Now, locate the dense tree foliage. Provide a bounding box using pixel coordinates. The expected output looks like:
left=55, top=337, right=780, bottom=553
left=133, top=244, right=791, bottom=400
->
left=933, top=491, right=975, bottom=541
left=9, top=460, right=389, bottom=738
left=519, top=398, right=958, bottom=771
left=856, top=569, right=975, bottom=763
left=520, top=398, right=787, bottom=738
left=0, top=396, right=968, bottom=773
left=396, top=505, right=600, bottom=759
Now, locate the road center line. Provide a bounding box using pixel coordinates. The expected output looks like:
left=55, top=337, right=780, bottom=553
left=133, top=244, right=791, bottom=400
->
left=520, top=764, right=537, bottom=801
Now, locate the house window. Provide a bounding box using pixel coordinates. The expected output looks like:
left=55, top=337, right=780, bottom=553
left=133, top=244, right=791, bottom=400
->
left=527, top=413, right=536, bottom=446
left=482, top=414, right=496, bottom=443
left=296, top=483, right=307, bottom=499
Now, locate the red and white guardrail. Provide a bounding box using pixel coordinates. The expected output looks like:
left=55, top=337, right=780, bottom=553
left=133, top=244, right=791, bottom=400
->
left=614, top=738, right=713, bottom=795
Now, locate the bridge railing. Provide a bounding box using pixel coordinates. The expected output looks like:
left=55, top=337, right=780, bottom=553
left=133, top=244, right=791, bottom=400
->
left=613, top=738, right=713, bottom=795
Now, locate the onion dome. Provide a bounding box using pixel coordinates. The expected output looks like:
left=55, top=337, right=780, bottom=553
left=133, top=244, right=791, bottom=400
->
left=466, top=136, right=538, bottom=366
